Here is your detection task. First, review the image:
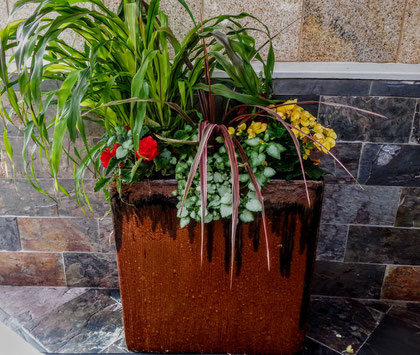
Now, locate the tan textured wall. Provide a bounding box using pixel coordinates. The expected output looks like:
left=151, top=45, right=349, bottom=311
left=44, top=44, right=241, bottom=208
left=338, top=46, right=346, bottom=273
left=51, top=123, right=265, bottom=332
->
left=1, top=0, right=419, bottom=63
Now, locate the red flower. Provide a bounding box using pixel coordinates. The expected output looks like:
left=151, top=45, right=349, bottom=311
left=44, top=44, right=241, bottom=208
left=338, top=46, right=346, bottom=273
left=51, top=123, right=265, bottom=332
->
left=124, top=125, right=131, bottom=131
left=136, top=136, right=159, bottom=161
left=100, top=144, right=119, bottom=168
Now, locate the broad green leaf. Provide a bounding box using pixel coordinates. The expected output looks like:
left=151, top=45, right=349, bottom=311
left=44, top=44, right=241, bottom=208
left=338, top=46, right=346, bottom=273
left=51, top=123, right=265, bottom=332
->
left=116, top=146, right=128, bottom=159
left=266, top=142, right=286, bottom=159
left=239, top=209, right=254, bottom=223
left=220, top=204, right=232, bottom=218
left=246, top=198, right=263, bottom=212
left=263, top=166, right=276, bottom=177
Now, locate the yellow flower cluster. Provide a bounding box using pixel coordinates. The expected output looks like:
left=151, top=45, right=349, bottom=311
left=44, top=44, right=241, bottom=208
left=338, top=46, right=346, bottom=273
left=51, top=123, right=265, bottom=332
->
left=228, top=121, right=267, bottom=139
left=273, top=99, right=337, bottom=159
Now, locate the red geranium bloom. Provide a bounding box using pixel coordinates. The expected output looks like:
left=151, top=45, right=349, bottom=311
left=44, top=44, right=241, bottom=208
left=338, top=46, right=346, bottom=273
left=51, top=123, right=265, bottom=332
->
left=136, top=136, right=159, bottom=161
left=100, top=144, right=119, bottom=168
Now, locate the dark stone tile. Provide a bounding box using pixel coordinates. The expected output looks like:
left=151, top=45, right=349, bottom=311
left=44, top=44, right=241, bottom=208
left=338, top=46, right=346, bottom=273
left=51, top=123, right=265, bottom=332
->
left=359, top=300, right=393, bottom=314
left=0, top=217, right=20, bottom=251
left=370, top=81, right=420, bottom=98
left=64, top=253, right=119, bottom=288
left=18, top=217, right=100, bottom=252
left=357, top=314, right=420, bottom=355
left=0, top=253, right=66, bottom=286
left=312, top=261, right=386, bottom=298
left=318, top=96, right=416, bottom=143
left=345, top=226, right=420, bottom=265
left=410, top=100, right=420, bottom=143
left=274, top=79, right=371, bottom=96
left=0, top=286, right=86, bottom=326
left=99, top=218, right=116, bottom=253
left=25, top=289, right=123, bottom=353
left=303, top=337, right=340, bottom=354
left=396, top=187, right=420, bottom=227
left=388, top=303, right=420, bottom=328
left=358, top=144, right=420, bottom=186
left=316, top=142, right=362, bottom=184
left=0, top=179, right=58, bottom=216
left=381, top=266, right=420, bottom=301
left=321, top=184, right=401, bottom=225
left=316, top=224, right=348, bottom=261
left=307, top=297, right=384, bottom=353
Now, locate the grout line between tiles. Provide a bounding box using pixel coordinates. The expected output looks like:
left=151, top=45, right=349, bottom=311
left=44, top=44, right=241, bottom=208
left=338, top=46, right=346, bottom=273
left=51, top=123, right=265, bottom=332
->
left=305, top=335, right=342, bottom=354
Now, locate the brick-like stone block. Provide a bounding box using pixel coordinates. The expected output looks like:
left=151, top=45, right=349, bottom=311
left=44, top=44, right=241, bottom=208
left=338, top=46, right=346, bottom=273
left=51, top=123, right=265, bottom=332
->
left=0, top=179, right=58, bottom=216
left=18, top=218, right=100, bottom=252
left=64, top=253, right=119, bottom=288
left=395, top=187, right=420, bottom=228
left=99, top=218, right=116, bottom=253
left=57, top=179, right=109, bottom=218
left=381, top=266, right=420, bottom=301
left=317, top=142, right=362, bottom=184
left=345, top=226, right=420, bottom=265
left=358, top=144, right=420, bottom=187
left=312, top=261, right=386, bottom=298
left=321, top=184, right=401, bottom=225
left=0, top=217, right=20, bottom=251
left=273, top=79, right=371, bottom=96
left=316, top=224, right=348, bottom=261
left=318, top=96, right=416, bottom=143
left=0, top=252, right=65, bottom=286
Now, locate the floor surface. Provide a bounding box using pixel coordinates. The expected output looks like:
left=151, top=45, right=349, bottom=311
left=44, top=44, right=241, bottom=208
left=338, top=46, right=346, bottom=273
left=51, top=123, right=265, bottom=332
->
left=0, top=287, right=419, bottom=354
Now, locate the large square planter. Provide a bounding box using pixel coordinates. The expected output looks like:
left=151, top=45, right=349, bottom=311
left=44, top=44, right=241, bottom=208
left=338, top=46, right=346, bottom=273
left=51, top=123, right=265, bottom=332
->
left=111, top=179, right=324, bottom=354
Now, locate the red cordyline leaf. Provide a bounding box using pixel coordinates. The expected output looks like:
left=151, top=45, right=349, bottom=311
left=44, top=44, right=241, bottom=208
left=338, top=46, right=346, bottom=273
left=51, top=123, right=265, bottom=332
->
left=232, top=137, right=270, bottom=271
left=223, top=101, right=387, bottom=123
left=198, top=121, right=208, bottom=266
left=217, top=125, right=241, bottom=288
left=180, top=123, right=217, bottom=216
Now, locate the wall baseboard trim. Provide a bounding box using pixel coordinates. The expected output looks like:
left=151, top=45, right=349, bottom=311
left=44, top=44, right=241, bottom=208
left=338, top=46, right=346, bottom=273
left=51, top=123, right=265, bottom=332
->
left=214, top=62, right=420, bottom=81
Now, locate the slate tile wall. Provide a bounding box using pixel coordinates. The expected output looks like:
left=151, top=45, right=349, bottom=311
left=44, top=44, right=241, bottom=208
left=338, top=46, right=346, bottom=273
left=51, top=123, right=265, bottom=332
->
left=275, top=79, right=420, bottom=302
left=0, top=78, right=418, bottom=304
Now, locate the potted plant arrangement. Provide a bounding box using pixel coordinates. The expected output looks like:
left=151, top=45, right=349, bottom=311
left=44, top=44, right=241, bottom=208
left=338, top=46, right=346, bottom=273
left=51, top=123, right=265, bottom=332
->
left=0, top=0, right=382, bottom=353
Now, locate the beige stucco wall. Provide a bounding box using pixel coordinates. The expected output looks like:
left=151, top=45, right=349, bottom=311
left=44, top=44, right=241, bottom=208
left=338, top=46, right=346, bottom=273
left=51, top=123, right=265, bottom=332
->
left=1, top=0, right=419, bottom=63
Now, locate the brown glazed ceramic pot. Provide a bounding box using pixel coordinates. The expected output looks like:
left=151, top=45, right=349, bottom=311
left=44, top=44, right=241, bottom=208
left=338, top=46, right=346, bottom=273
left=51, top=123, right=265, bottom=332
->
left=111, top=179, right=324, bottom=354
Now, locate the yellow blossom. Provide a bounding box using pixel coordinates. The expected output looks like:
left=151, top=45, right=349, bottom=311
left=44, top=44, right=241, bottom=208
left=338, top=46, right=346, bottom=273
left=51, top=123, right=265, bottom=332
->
left=291, top=111, right=301, bottom=121
left=247, top=121, right=267, bottom=138
left=301, top=119, right=310, bottom=127
left=314, top=132, right=325, bottom=140
left=228, top=127, right=235, bottom=135
left=327, top=130, right=337, bottom=139
left=313, top=124, right=323, bottom=133
left=325, top=137, right=336, bottom=147
left=277, top=99, right=297, bottom=113
left=237, top=123, right=247, bottom=131
left=301, top=126, right=310, bottom=135
left=247, top=128, right=256, bottom=138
